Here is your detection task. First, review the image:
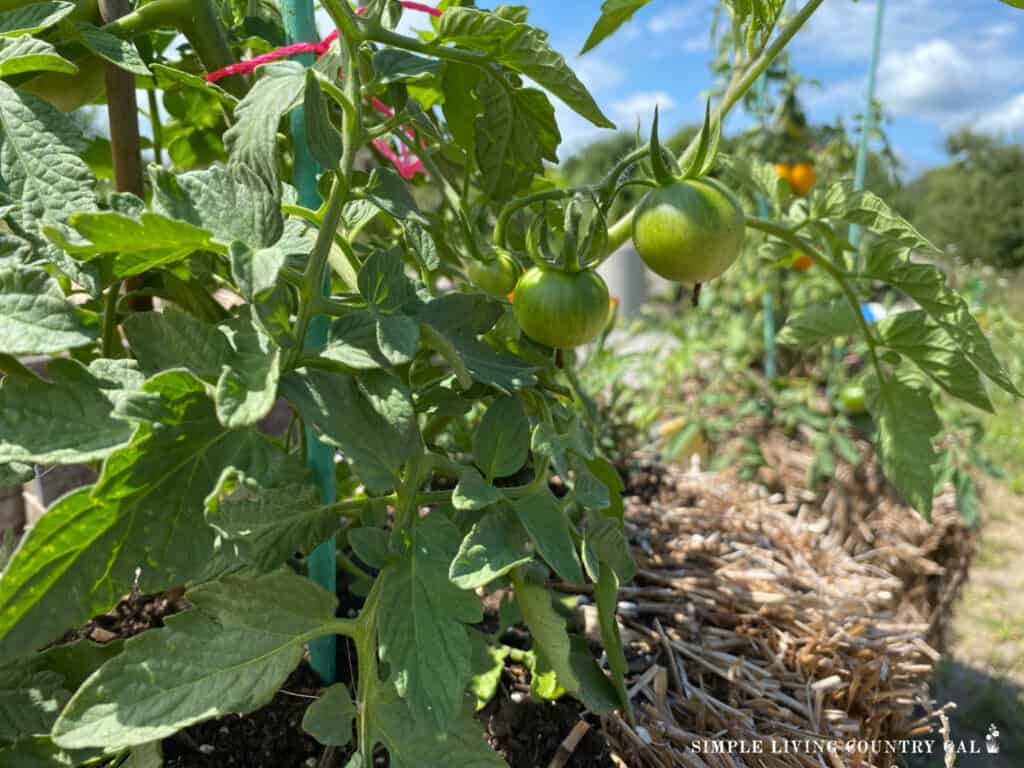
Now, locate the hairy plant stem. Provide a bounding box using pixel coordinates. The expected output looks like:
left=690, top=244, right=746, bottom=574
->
left=103, top=0, right=247, bottom=97
left=287, top=17, right=363, bottom=369
left=492, top=144, right=653, bottom=250
left=602, top=0, right=828, bottom=258
left=100, top=280, right=122, bottom=358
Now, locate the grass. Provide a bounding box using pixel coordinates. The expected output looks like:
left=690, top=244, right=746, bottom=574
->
left=929, top=480, right=1024, bottom=767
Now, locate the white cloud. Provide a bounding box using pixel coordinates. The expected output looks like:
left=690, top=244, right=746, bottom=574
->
left=876, top=39, right=979, bottom=117
left=573, top=54, right=625, bottom=94
left=610, top=91, right=676, bottom=124
left=803, top=32, right=1024, bottom=130
left=647, top=6, right=698, bottom=35
left=799, top=0, right=958, bottom=62
left=975, top=93, right=1024, bottom=136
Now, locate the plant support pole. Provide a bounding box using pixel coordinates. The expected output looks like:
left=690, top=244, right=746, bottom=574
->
left=281, top=0, right=336, bottom=684
left=849, top=0, right=885, bottom=252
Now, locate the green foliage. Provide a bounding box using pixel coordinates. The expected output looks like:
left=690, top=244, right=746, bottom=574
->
left=894, top=131, right=1024, bottom=269
left=0, top=1, right=1015, bottom=765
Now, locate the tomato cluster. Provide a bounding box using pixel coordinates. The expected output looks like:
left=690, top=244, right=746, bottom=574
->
left=501, top=176, right=748, bottom=349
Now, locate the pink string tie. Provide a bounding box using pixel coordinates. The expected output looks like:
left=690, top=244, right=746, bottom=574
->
left=204, top=2, right=442, bottom=179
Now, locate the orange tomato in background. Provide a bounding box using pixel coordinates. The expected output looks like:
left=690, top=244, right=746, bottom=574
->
left=788, top=163, right=816, bottom=196
left=792, top=253, right=814, bottom=271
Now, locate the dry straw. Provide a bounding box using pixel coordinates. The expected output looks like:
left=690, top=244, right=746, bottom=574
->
left=588, top=446, right=973, bottom=768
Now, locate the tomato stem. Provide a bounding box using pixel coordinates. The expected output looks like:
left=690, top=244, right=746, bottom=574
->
left=602, top=0, right=827, bottom=258
left=745, top=215, right=884, bottom=377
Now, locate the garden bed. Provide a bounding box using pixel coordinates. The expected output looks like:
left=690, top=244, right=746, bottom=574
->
left=61, top=457, right=971, bottom=768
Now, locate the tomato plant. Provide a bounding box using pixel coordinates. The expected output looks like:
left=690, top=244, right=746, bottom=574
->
left=0, top=0, right=1018, bottom=765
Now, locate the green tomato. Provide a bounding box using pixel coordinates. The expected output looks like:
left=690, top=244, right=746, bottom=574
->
left=468, top=249, right=519, bottom=296
left=632, top=179, right=745, bottom=283
left=20, top=54, right=106, bottom=112
left=838, top=384, right=867, bottom=414
left=513, top=266, right=610, bottom=348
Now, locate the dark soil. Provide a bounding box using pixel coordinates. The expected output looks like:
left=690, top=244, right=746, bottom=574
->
left=163, top=662, right=342, bottom=768
left=480, top=665, right=615, bottom=768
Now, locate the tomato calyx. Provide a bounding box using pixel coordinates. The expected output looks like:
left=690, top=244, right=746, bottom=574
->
left=525, top=195, right=608, bottom=275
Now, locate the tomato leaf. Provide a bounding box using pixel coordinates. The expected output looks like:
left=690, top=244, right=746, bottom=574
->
left=302, top=72, right=342, bottom=171
left=0, top=358, right=141, bottom=464
left=377, top=514, right=481, bottom=729
left=0, top=264, right=95, bottom=354
left=449, top=507, right=532, bottom=589
left=215, top=307, right=282, bottom=428
left=75, top=23, right=149, bottom=76
left=0, top=667, right=68, bottom=742
left=451, top=466, right=503, bottom=512
left=862, top=242, right=1021, bottom=398
left=594, top=562, right=631, bottom=716
left=150, top=163, right=283, bottom=249
left=0, top=35, right=75, bottom=78
left=864, top=370, right=941, bottom=517
left=52, top=571, right=338, bottom=750
left=580, top=0, right=654, bottom=54
left=371, top=49, right=440, bottom=86
left=875, top=310, right=993, bottom=413
left=123, top=305, right=233, bottom=380
left=467, top=633, right=509, bottom=711
left=473, top=76, right=560, bottom=201
left=776, top=300, right=861, bottom=346
left=512, top=572, right=618, bottom=713
left=473, top=396, right=530, bottom=479
left=815, top=182, right=938, bottom=253
left=46, top=210, right=219, bottom=276
left=0, top=81, right=96, bottom=247
left=0, top=2, right=75, bottom=36
left=439, top=6, right=613, bottom=129
left=364, top=686, right=504, bottom=768
left=302, top=684, right=356, bottom=747
left=0, top=371, right=281, bottom=664
left=281, top=368, right=421, bottom=493
left=224, top=62, right=305, bottom=188
left=511, top=490, right=583, bottom=584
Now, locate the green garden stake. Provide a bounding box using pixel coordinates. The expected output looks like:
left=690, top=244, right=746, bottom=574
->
left=282, top=0, right=337, bottom=685
left=755, top=72, right=776, bottom=380
left=849, top=0, right=886, bottom=255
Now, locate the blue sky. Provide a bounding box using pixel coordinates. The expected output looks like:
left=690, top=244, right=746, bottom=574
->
left=400, top=1, right=1024, bottom=176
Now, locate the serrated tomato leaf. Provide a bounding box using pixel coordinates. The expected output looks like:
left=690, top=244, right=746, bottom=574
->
left=52, top=571, right=338, bottom=749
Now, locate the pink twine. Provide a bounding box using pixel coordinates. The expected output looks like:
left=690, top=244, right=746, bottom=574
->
left=204, top=2, right=441, bottom=179
left=205, top=3, right=441, bottom=83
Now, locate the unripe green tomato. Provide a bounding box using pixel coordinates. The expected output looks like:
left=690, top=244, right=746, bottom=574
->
left=632, top=179, right=745, bottom=283
left=512, top=265, right=610, bottom=348
left=20, top=54, right=105, bottom=112
left=468, top=249, right=519, bottom=296
left=838, top=384, right=867, bottom=414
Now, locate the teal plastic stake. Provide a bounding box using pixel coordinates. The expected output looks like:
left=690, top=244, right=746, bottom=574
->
left=754, top=73, right=776, bottom=380
left=281, top=0, right=337, bottom=684
left=850, top=0, right=886, bottom=254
